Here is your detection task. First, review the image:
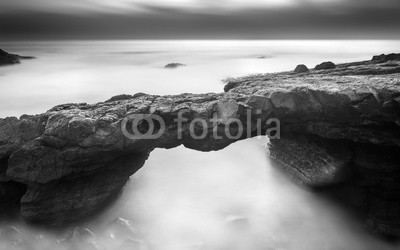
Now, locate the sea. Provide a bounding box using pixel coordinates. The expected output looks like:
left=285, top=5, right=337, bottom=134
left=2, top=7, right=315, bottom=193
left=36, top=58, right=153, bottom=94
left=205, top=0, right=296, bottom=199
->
left=0, top=40, right=400, bottom=250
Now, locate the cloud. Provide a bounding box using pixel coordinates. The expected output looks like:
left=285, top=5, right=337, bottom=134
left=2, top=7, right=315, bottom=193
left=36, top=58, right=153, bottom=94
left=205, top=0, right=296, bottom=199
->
left=1, top=0, right=399, bottom=39
left=1, top=0, right=400, bottom=15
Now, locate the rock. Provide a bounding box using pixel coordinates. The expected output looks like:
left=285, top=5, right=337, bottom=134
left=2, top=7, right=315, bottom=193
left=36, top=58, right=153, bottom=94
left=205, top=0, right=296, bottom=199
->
left=0, top=49, right=35, bottom=66
left=314, top=61, right=336, bottom=70
left=164, top=63, right=186, bottom=69
left=20, top=152, right=149, bottom=226
left=223, top=81, right=241, bottom=92
left=0, top=54, right=399, bottom=238
left=371, top=53, right=400, bottom=63
left=268, top=135, right=353, bottom=187
left=293, top=64, right=309, bottom=73
left=106, top=93, right=147, bottom=102
left=0, top=49, right=20, bottom=65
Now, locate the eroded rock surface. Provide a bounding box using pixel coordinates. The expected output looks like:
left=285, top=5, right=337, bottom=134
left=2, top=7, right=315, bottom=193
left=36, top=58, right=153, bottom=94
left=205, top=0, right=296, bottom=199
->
left=0, top=53, right=400, bottom=238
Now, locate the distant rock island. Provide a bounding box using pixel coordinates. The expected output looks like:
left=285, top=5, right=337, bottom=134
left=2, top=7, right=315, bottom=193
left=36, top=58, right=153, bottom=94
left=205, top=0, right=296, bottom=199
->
left=164, top=63, right=186, bottom=69
left=0, top=49, right=35, bottom=66
left=1, top=53, right=400, bottom=238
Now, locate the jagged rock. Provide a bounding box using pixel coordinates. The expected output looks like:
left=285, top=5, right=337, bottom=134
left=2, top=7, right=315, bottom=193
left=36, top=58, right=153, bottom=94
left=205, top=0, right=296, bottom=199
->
left=20, top=152, right=149, bottom=225
left=293, top=64, right=309, bottom=73
left=164, top=63, right=186, bottom=69
left=106, top=93, right=147, bottom=103
left=0, top=49, right=20, bottom=65
left=0, top=54, right=400, bottom=238
left=371, top=53, right=400, bottom=63
left=314, top=61, right=336, bottom=70
left=0, top=49, right=35, bottom=66
left=268, top=135, right=353, bottom=187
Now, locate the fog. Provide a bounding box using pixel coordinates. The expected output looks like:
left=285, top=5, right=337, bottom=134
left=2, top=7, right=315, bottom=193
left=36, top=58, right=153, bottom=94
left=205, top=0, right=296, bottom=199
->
left=1, top=138, right=398, bottom=249
left=1, top=40, right=400, bottom=117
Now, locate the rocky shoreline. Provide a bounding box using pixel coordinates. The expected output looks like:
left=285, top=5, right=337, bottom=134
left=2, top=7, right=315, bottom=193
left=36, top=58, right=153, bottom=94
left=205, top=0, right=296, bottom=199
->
left=0, top=53, right=400, bottom=238
left=0, top=49, right=35, bottom=66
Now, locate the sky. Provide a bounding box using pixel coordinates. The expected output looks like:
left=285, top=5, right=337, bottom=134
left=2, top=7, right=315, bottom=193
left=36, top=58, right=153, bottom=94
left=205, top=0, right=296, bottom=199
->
left=1, top=0, right=400, bottom=39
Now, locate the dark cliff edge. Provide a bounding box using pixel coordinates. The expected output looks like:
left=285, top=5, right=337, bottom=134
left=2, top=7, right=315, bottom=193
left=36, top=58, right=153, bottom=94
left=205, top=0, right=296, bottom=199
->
left=0, top=53, right=400, bottom=238
left=0, top=49, right=36, bottom=66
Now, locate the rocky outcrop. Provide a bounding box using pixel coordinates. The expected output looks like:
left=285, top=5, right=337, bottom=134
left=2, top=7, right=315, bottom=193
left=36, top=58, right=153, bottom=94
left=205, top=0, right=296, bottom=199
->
left=315, top=61, right=336, bottom=70
left=294, top=64, right=309, bottom=73
left=164, top=63, right=186, bottom=69
left=0, top=53, right=400, bottom=238
left=372, top=53, right=400, bottom=63
left=0, top=49, right=35, bottom=66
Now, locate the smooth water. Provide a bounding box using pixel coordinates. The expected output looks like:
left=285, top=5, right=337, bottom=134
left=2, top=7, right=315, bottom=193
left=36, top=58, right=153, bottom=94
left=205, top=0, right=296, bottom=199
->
left=1, top=40, right=400, bottom=249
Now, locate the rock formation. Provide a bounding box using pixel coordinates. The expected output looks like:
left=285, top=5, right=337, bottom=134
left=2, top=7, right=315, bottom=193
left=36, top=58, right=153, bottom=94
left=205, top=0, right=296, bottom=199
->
left=315, top=61, right=336, bottom=70
left=0, top=53, right=400, bottom=238
left=0, top=49, right=35, bottom=66
left=164, top=63, right=186, bottom=69
left=294, top=64, right=309, bottom=73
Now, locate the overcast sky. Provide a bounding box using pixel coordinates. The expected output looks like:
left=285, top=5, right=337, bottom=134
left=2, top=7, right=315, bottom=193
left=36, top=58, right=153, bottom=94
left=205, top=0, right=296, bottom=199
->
left=1, top=0, right=400, bottom=39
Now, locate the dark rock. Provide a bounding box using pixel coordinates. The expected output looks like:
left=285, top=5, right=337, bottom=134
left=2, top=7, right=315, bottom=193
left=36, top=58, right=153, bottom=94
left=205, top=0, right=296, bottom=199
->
left=314, top=61, right=336, bottom=70
left=164, top=63, right=186, bottom=69
left=0, top=49, right=35, bottom=66
left=106, top=93, right=147, bottom=103
left=293, top=64, right=309, bottom=73
left=371, top=53, right=400, bottom=63
left=20, top=152, right=148, bottom=226
left=268, top=135, right=353, bottom=187
left=223, top=81, right=241, bottom=92
left=0, top=49, right=20, bottom=65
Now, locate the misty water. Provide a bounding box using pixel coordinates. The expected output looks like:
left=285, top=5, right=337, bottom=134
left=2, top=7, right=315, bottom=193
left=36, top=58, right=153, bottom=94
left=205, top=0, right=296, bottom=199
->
left=1, top=40, right=400, bottom=249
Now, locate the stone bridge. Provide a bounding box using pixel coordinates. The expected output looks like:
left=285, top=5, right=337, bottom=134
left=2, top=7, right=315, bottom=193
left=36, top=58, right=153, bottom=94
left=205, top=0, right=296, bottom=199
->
left=1, top=54, right=400, bottom=237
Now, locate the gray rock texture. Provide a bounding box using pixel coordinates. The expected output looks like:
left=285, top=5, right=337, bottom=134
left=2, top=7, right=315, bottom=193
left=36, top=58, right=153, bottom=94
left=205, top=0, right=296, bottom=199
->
left=294, top=64, right=309, bottom=73
left=315, top=61, right=336, bottom=70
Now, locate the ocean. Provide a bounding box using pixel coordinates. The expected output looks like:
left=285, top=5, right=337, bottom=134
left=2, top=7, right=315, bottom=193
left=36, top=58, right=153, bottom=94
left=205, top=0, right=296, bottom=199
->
left=1, top=40, right=400, bottom=249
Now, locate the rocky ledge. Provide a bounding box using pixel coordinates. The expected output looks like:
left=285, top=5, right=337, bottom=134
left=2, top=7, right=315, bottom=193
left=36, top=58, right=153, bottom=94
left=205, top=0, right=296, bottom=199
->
left=1, top=53, right=400, bottom=238
left=0, top=49, right=35, bottom=66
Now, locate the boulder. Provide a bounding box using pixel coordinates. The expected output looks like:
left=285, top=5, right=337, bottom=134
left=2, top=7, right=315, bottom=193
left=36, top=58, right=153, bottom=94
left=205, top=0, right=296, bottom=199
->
left=314, top=61, right=336, bottom=70
left=293, top=64, right=309, bottom=73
